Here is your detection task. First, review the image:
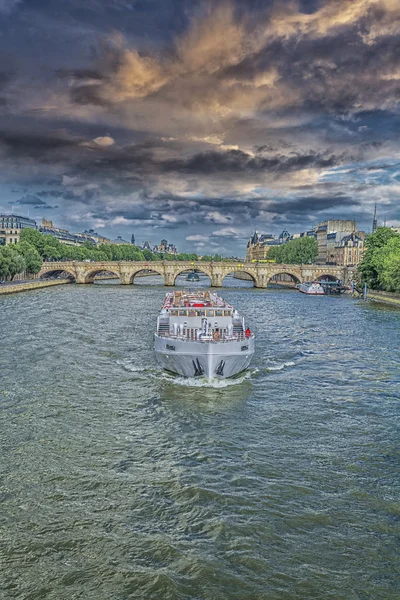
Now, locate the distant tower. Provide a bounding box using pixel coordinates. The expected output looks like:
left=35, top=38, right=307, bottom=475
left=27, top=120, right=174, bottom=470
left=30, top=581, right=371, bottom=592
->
left=372, top=204, right=377, bottom=233
left=131, top=233, right=135, bottom=245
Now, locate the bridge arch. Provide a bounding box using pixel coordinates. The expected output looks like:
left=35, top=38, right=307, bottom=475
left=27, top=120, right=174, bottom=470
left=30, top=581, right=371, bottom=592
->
left=315, top=273, right=340, bottom=282
left=173, top=267, right=212, bottom=286
left=84, top=268, right=121, bottom=283
left=129, top=268, right=164, bottom=285
left=221, top=270, right=256, bottom=287
left=267, top=271, right=301, bottom=287
left=40, top=268, right=76, bottom=281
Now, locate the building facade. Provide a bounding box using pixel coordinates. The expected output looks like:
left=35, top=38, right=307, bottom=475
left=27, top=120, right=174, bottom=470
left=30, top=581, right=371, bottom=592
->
left=77, top=229, right=110, bottom=244
left=153, top=239, right=177, bottom=255
left=327, top=232, right=365, bottom=266
left=39, top=218, right=94, bottom=246
left=316, top=220, right=358, bottom=264
left=246, top=231, right=277, bottom=261
left=0, top=214, right=37, bottom=245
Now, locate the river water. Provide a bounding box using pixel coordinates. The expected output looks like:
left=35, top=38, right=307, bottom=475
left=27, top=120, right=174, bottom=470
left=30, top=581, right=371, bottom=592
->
left=1, top=277, right=399, bottom=600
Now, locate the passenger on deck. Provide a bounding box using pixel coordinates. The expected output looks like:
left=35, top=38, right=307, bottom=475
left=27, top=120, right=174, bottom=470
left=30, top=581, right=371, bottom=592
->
left=245, top=327, right=251, bottom=338
left=213, top=329, right=220, bottom=341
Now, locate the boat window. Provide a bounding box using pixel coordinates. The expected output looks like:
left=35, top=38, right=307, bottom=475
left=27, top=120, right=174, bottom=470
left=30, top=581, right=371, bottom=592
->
left=215, top=310, right=223, bottom=316
left=224, top=310, right=231, bottom=316
left=206, top=310, right=215, bottom=317
left=179, top=309, right=188, bottom=316
left=170, top=310, right=178, bottom=316
left=197, top=310, right=204, bottom=316
left=188, top=310, right=196, bottom=317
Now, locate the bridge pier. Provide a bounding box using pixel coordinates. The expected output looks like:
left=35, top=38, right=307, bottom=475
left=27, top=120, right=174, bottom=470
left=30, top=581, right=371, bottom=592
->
left=75, top=267, right=87, bottom=284
left=119, top=270, right=131, bottom=285
left=211, top=273, right=223, bottom=287
left=254, top=274, right=267, bottom=288
left=164, top=273, right=175, bottom=286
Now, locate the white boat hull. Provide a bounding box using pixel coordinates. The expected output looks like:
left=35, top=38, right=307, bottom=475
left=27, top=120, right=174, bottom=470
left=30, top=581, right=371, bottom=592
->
left=154, top=334, right=255, bottom=379
left=297, top=282, right=325, bottom=295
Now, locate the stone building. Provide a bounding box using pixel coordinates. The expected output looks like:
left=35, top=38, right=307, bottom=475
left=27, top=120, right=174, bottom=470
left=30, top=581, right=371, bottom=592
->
left=153, top=239, right=177, bottom=255
left=327, top=232, right=365, bottom=266
left=39, top=218, right=94, bottom=246
left=246, top=230, right=277, bottom=261
left=111, top=236, right=131, bottom=245
left=77, top=229, right=110, bottom=245
left=0, top=214, right=37, bottom=245
left=316, top=220, right=358, bottom=264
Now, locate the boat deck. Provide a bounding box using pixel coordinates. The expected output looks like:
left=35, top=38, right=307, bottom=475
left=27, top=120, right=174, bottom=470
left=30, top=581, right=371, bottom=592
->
left=163, top=290, right=231, bottom=310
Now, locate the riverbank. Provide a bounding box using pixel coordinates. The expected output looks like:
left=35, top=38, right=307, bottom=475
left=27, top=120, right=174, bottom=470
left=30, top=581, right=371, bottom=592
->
left=0, top=279, right=71, bottom=296
left=367, top=289, right=400, bottom=308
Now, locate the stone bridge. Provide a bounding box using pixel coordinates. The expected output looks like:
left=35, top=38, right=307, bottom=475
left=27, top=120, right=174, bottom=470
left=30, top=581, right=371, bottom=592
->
left=39, top=261, right=356, bottom=288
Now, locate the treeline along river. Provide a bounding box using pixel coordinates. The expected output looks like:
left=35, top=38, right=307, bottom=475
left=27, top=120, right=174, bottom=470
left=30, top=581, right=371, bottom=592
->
left=1, top=276, right=399, bottom=599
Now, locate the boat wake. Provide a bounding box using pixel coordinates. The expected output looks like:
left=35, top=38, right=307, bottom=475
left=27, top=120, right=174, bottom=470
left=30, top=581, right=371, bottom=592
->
left=157, top=368, right=258, bottom=388
left=264, top=360, right=295, bottom=372
left=118, top=359, right=257, bottom=387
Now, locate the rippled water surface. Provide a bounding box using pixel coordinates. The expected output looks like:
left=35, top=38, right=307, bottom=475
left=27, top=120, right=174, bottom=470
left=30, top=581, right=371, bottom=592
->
left=1, top=278, right=399, bottom=599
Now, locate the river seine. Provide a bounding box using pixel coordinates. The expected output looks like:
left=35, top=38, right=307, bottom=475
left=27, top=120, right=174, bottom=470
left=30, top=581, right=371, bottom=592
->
left=1, top=276, right=399, bottom=600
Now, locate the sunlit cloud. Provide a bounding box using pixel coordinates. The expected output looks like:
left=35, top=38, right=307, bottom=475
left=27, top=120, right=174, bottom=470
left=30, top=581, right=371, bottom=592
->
left=0, top=0, right=399, bottom=253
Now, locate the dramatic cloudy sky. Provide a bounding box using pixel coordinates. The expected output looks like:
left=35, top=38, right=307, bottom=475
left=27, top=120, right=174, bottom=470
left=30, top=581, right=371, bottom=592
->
left=0, top=0, right=399, bottom=254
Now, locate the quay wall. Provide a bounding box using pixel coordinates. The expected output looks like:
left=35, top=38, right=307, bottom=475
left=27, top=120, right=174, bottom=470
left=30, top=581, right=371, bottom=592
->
left=0, top=279, right=71, bottom=296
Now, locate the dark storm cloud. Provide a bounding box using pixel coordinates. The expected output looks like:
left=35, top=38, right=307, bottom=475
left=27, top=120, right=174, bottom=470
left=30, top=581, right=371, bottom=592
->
left=14, top=194, right=46, bottom=205
left=163, top=149, right=349, bottom=175
left=0, top=130, right=79, bottom=159
left=0, top=0, right=399, bottom=252
left=56, top=69, right=105, bottom=81
left=267, top=195, right=358, bottom=216
left=10, top=192, right=57, bottom=210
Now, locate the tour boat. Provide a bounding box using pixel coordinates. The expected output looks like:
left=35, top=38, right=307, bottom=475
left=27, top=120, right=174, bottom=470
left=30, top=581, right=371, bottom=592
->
left=297, top=281, right=325, bottom=295
left=154, top=290, right=255, bottom=378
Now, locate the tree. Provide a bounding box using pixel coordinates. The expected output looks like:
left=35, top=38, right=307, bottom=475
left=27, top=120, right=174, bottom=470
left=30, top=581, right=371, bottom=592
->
left=266, top=237, right=318, bottom=264
left=0, top=246, right=26, bottom=280
left=14, top=241, right=42, bottom=274
left=19, top=228, right=46, bottom=255
left=358, top=227, right=400, bottom=289
left=142, top=249, right=153, bottom=261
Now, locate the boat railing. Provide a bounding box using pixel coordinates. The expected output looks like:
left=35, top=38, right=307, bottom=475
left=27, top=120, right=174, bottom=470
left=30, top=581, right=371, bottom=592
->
left=156, top=332, right=254, bottom=342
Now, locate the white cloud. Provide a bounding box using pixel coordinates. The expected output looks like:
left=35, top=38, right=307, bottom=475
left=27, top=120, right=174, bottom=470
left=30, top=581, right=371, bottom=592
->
left=205, top=211, right=232, bottom=224
left=211, top=227, right=241, bottom=238
left=161, top=214, right=178, bottom=223
left=186, top=234, right=210, bottom=242
left=93, top=136, right=115, bottom=147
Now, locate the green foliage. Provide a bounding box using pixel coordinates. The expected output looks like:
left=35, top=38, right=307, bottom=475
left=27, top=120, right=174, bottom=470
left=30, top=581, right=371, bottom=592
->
left=19, top=227, right=46, bottom=255
left=266, top=236, right=318, bottom=264
left=14, top=241, right=42, bottom=274
left=0, top=245, right=26, bottom=280
left=200, top=254, right=223, bottom=262
left=4, top=229, right=209, bottom=279
left=358, top=227, right=400, bottom=289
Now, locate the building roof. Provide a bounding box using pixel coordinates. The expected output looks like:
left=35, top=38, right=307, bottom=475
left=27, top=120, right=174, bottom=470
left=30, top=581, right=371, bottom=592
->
left=111, top=236, right=130, bottom=244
